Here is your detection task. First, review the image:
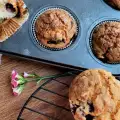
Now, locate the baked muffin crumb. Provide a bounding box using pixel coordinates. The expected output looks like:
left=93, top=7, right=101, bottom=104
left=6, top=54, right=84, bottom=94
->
left=92, top=22, right=120, bottom=63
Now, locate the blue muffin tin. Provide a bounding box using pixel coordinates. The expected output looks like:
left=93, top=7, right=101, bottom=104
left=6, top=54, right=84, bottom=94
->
left=1, top=0, right=120, bottom=74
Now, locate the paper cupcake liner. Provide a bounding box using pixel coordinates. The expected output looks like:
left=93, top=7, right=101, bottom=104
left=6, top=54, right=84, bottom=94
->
left=31, top=6, right=79, bottom=51
left=89, top=20, right=120, bottom=64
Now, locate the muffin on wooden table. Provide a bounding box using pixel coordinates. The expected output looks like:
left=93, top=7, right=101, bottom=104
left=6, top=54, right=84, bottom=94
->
left=35, top=9, right=77, bottom=50
left=69, top=69, right=120, bottom=120
left=92, top=21, right=120, bottom=63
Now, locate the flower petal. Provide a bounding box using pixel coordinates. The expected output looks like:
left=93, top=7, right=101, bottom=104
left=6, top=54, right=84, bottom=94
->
left=23, top=72, right=29, bottom=78
left=23, top=72, right=36, bottom=78
left=11, top=79, right=19, bottom=88
left=12, top=85, right=25, bottom=96
left=11, top=70, right=18, bottom=80
left=13, top=91, right=19, bottom=96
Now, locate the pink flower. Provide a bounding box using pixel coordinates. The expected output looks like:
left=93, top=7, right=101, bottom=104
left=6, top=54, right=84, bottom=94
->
left=11, top=79, right=19, bottom=88
left=11, top=70, right=27, bottom=88
left=23, top=72, right=35, bottom=78
left=23, top=72, right=29, bottom=78
left=11, top=70, right=53, bottom=96
left=11, top=70, right=18, bottom=80
left=11, top=78, right=27, bottom=88
left=12, top=85, right=25, bottom=96
left=11, top=70, right=23, bottom=80
left=23, top=72, right=32, bottom=78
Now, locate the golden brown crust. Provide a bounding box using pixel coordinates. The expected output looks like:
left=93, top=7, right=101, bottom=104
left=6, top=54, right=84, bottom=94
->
left=69, top=69, right=120, bottom=120
left=12, top=11, right=29, bottom=26
left=17, top=0, right=28, bottom=17
left=35, top=9, right=77, bottom=49
left=92, top=22, right=120, bottom=63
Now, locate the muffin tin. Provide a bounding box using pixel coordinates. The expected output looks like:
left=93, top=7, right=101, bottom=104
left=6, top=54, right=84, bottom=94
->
left=1, top=0, right=120, bottom=74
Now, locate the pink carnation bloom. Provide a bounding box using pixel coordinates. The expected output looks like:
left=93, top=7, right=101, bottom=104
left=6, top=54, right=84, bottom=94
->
left=12, top=85, right=25, bottom=96
left=11, top=79, right=19, bottom=88
left=23, top=72, right=35, bottom=78
left=23, top=72, right=30, bottom=78
left=11, top=70, right=18, bottom=81
left=11, top=70, right=27, bottom=88
left=11, top=70, right=23, bottom=80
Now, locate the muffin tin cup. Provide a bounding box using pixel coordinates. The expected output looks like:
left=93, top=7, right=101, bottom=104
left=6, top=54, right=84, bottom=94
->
left=89, top=20, right=120, bottom=65
left=31, top=6, right=79, bottom=51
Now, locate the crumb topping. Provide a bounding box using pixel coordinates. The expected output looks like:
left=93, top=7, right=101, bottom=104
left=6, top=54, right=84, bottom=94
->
left=92, top=22, right=120, bottom=63
left=35, top=9, right=77, bottom=49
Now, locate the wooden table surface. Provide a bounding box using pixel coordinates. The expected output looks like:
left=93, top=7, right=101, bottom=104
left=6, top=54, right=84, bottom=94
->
left=0, top=55, right=75, bottom=120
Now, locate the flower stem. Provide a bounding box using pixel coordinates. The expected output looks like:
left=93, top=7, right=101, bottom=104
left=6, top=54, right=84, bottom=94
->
left=36, top=71, right=79, bottom=84
left=25, top=71, right=80, bottom=83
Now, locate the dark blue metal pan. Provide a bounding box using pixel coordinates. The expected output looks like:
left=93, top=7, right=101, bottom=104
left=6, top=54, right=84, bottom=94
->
left=1, top=0, right=120, bottom=74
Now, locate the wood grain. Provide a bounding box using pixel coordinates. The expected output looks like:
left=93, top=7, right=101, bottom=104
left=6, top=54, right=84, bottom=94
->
left=0, top=55, right=74, bottom=120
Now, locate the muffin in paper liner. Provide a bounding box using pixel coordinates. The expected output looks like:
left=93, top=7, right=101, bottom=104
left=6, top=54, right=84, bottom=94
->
left=32, top=7, right=79, bottom=51
left=0, top=0, right=29, bottom=42
left=89, top=20, right=120, bottom=64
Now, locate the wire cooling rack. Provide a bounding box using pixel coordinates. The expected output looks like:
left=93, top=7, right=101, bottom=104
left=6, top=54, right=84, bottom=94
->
left=17, top=71, right=81, bottom=120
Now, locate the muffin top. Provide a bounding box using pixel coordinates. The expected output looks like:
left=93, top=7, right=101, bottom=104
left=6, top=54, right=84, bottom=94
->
left=92, top=22, right=120, bottom=63
left=69, top=69, right=120, bottom=120
left=35, top=9, right=77, bottom=49
left=105, top=0, right=120, bottom=9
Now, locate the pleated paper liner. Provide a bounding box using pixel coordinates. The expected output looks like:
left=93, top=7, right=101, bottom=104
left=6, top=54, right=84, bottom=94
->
left=31, top=6, right=79, bottom=51
left=89, top=20, right=120, bottom=64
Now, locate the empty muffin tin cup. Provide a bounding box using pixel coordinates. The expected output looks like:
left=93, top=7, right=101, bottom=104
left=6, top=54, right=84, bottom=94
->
left=31, top=6, right=79, bottom=51
left=89, top=20, right=120, bottom=64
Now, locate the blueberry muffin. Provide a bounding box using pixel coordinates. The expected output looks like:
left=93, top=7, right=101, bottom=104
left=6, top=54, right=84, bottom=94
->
left=69, top=69, right=120, bottom=120
left=0, top=0, right=29, bottom=42
left=35, top=9, right=77, bottom=49
left=104, top=0, right=120, bottom=10
left=92, top=22, right=120, bottom=63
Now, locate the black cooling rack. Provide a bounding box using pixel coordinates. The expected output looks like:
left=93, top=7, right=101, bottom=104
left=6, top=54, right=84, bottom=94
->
left=17, top=71, right=81, bottom=120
